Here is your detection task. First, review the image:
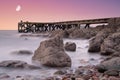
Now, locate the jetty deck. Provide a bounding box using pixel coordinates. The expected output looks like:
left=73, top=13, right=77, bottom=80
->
left=18, top=17, right=120, bottom=33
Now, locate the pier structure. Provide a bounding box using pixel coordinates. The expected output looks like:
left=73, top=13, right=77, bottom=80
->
left=18, top=17, right=120, bottom=33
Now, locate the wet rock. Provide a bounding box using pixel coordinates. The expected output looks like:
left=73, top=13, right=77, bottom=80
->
left=64, top=42, right=76, bottom=51
left=97, top=57, right=120, bottom=73
left=54, top=70, right=67, bottom=75
left=82, top=75, right=91, bottom=80
left=88, top=27, right=115, bottom=53
left=96, top=65, right=107, bottom=73
left=75, top=67, right=93, bottom=76
left=11, top=50, right=33, bottom=55
left=101, top=32, right=120, bottom=55
left=0, top=60, right=40, bottom=69
left=75, top=68, right=84, bottom=75
left=0, top=73, right=10, bottom=80
left=104, top=70, right=119, bottom=76
left=32, top=36, right=71, bottom=67
left=89, top=58, right=95, bottom=61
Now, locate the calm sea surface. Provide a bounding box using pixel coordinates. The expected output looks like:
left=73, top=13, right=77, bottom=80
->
left=0, top=30, right=102, bottom=78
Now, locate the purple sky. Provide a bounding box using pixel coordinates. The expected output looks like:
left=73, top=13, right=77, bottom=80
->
left=0, top=0, right=120, bottom=30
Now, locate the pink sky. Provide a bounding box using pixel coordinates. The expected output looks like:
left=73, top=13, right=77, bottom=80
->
left=0, top=0, right=120, bottom=30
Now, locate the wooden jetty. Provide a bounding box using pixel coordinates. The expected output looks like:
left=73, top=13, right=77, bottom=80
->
left=18, top=17, right=120, bottom=33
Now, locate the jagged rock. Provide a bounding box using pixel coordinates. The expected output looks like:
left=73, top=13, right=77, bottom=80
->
left=32, top=36, right=71, bottom=67
left=88, top=27, right=115, bottom=53
left=97, top=57, right=120, bottom=73
left=0, top=60, right=40, bottom=69
left=101, top=32, right=120, bottom=55
left=65, top=42, right=76, bottom=51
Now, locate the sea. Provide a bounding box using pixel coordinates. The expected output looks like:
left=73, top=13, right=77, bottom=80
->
left=0, top=30, right=102, bottom=78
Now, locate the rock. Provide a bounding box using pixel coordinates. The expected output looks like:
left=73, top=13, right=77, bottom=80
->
left=75, top=67, right=93, bottom=76
left=64, top=42, right=76, bottom=51
left=79, top=59, right=89, bottom=64
left=75, top=68, right=84, bottom=75
left=88, top=27, right=115, bottom=53
left=0, top=60, right=40, bottom=69
left=101, top=32, right=120, bottom=55
left=69, top=28, right=98, bottom=39
left=50, top=30, right=69, bottom=38
left=20, top=33, right=49, bottom=37
left=82, top=75, right=91, bottom=80
left=32, top=36, right=71, bottom=67
left=11, top=50, right=33, bottom=55
left=108, top=76, right=120, bottom=80
left=97, top=57, right=120, bottom=73
left=50, top=27, right=101, bottom=39
left=0, top=73, right=10, bottom=80
left=15, top=75, right=41, bottom=80
left=54, top=70, right=67, bottom=75
left=104, top=70, right=119, bottom=76
left=45, top=76, right=61, bottom=80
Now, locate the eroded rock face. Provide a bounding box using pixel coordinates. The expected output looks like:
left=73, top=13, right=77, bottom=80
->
left=97, top=57, right=120, bottom=73
left=101, top=32, right=120, bottom=55
left=88, top=28, right=115, bottom=53
left=65, top=42, right=76, bottom=51
left=32, top=36, right=71, bottom=67
left=0, top=60, right=40, bottom=69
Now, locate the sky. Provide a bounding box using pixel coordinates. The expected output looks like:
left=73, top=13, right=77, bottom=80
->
left=0, top=0, right=120, bottom=30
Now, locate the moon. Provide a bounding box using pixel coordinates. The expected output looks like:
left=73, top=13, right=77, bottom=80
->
left=16, top=5, right=21, bottom=12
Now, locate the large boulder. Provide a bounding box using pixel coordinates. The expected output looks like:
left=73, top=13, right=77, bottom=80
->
left=64, top=42, right=76, bottom=51
left=32, top=36, right=71, bottom=67
left=88, top=27, right=115, bottom=53
left=101, top=32, right=120, bottom=55
left=0, top=60, right=40, bottom=69
left=97, top=57, right=120, bottom=73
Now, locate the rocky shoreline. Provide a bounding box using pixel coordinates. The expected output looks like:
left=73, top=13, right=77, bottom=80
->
left=1, top=25, right=120, bottom=80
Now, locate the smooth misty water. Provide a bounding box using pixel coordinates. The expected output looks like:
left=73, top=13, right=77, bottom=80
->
left=0, top=30, right=102, bottom=78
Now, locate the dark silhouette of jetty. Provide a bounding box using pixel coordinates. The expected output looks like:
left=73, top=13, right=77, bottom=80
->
left=18, top=17, right=120, bottom=33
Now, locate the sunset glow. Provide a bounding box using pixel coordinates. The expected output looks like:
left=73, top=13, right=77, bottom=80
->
left=0, top=0, right=120, bottom=30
